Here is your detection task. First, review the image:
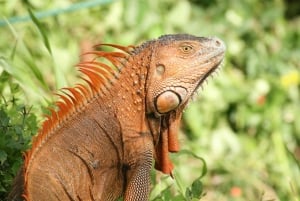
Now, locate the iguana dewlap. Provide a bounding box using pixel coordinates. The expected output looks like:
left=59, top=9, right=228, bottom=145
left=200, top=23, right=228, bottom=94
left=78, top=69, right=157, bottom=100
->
left=9, top=34, right=225, bottom=201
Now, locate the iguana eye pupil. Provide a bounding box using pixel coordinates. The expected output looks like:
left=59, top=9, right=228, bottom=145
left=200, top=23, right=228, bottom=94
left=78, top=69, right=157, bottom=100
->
left=184, top=46, right=190, bottom=51
left=180, top=45, right=193, bottom=53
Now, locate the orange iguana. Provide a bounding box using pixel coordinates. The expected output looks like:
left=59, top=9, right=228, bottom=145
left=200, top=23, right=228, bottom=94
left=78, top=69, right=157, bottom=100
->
left=9, top=34, right=225, bottom=201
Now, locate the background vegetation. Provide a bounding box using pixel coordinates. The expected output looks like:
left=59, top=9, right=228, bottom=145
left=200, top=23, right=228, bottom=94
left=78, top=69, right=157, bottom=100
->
left=0, top=0, right=299, bottom=200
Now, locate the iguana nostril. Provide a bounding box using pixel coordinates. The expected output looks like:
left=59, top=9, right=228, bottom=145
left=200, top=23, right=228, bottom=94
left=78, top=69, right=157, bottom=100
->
left=212, top=37, right=226, bottom=50
left=156, top=91, right=180, bottom=114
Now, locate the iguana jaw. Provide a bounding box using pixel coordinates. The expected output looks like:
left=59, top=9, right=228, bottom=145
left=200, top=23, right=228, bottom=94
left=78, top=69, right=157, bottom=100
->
left=193, top=55, right=224, bottom=95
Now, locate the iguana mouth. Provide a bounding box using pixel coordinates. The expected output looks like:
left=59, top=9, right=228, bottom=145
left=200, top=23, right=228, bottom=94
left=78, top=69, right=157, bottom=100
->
left=193, top=56, right=224, bottom=94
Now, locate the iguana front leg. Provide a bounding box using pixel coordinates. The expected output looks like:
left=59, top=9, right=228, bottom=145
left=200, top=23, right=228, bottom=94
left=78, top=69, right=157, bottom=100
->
left=123, top=138, right=153, bottom=201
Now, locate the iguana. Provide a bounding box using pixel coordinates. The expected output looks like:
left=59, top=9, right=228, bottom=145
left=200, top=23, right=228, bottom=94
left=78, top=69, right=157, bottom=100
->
left=8, top=34, right=225, bottom=201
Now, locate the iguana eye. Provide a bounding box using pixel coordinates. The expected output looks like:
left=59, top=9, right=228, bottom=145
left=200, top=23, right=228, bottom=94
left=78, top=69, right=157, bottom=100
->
left=180, top=44, right=194, bottom=54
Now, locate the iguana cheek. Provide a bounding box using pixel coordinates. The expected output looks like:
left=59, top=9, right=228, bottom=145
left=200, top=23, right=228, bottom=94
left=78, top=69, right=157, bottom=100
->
left=155, top=91, right=181, bottom=114
left=173, top=86, right=188, bottom=102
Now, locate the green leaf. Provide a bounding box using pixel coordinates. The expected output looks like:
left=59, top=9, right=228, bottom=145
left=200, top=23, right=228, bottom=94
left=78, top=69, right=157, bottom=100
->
left=184, top=177, right=204, bottom=200
left=0, top=150, right=8, bottom=165
left=0, top=109, right=10, bottom=127
left=19, top=47, right=49, bottom=90
left=190, top=178, right=203, bottom=199
left=0, top=70, right=10, bottom=94
left=177, top=149, right=207, bottom=179
left=27, top=8, right=52, bottom=55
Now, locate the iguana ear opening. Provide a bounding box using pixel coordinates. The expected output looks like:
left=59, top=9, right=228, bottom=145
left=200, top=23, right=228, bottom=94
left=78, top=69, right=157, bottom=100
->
left=155, top=64, right=165, bottom=77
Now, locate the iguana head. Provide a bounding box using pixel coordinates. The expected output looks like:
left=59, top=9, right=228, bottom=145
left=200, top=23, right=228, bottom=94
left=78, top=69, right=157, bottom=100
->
left=144, top=34, right=226, bottom=174
left=146, top=34, right=225, bottom=116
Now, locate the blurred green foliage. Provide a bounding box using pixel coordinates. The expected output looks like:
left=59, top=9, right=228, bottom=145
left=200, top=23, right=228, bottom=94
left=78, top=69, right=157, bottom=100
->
left=0, top=0, right=299, bottom=200
left=0, top=71, right=38, bottom=199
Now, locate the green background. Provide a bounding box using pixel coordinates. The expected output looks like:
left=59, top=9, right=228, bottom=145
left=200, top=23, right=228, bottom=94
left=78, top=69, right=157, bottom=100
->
left=0, top=0, right=299, bottom=200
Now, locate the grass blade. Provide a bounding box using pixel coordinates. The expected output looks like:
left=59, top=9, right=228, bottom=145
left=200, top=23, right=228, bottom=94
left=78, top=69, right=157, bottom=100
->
left=27, top=8, right=52, bottom=55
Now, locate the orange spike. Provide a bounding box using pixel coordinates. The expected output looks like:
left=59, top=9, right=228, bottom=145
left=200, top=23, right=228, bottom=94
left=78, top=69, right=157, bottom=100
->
left=80, top=50, right=107, bottom=58
left=56, top=101, right=69, bottom=117
left=55, top=92, right=73, bottom=108
left=105, top=55, right=125, bottom=70
left=79, top=61, right=121, bottom=77
left=78, top=60, right=114, bottom=72
left=64, top=88, right=84, bottom=105
left=88, top=51, right=127, bottom=58
left=41, top=120, right=50, bottom=135
left=95, top=43, right=135, bottom=53
left=61, top=88, right=77, bottom=105
left=80, top=73, right=109, bottom=97
left=49, top=109, right=58, bottom=126
left=43, top=116, right=52, bottom=131
left=77, top=63, right=112, bottom=79
left=90, top=61, right=120, bottom=75
left=80, top=76, right=97, bottom=94
left=79, top=51, right=127, bottom=71
left=75, top=84, right=90, bottom=103
left=79, top=68, right=105, bottom=89
left=76, top=84, right=90, bottom=96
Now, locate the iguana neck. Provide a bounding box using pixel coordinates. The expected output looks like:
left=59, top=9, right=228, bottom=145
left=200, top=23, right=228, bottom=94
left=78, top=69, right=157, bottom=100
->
left=103, top=48, right=152, bottom=141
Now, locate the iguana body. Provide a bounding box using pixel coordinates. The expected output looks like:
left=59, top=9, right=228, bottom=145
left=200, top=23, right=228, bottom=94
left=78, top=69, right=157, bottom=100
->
left=9, top=34, right=225, bottom=201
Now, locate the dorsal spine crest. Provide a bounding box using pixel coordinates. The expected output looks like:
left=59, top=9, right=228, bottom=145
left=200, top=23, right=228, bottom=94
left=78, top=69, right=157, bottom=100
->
left=23, top=44, right=135, bottom=199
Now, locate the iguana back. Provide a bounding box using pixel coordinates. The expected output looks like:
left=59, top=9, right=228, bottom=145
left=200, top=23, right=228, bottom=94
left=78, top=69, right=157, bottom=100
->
left=9, top=34, right=225, bottom=201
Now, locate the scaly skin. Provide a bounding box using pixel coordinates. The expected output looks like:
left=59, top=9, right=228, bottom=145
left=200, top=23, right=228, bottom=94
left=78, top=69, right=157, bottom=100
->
left=8, top=34, right=225, bottom=201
